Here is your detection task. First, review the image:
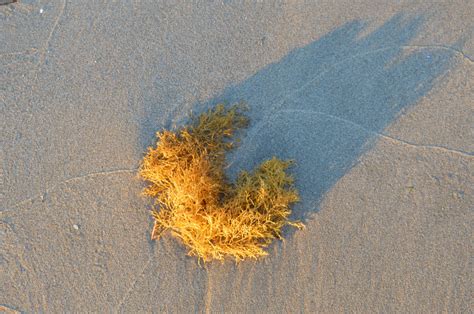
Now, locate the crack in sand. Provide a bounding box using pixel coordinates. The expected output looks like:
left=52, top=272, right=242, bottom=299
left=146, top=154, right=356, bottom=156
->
left=282, top=109, right=473, bottom=157
left=204, top=268, right=213, bottom=314
left=237, top=108, right=473, bottom=160
left=2, top=167, right=138, bottom=213
left=232, top=44, right=472, bottom=162
left=401, top=44, right=473, bottom=63
left=273, top=44, right=471, bottom=117
left=278, top=44, right=472, bottom=109
left=115, top=256, right=153, bottom=312
left=1, top=221, right=49, bottom=311
left=279, top=44, right=471, bottom=111
left=35, top=0, right=67, bottom=76
left=0, top=48, right=38, bottom=57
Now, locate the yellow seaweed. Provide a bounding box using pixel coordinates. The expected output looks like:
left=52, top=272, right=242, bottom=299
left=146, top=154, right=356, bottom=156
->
left=139, top=103, right=303, bottom=262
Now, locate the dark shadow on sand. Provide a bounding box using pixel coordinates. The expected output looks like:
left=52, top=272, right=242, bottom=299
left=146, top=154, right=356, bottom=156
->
left=140, top=13, right=457, bottom=222
left=186, top=13, right=457, bottom=221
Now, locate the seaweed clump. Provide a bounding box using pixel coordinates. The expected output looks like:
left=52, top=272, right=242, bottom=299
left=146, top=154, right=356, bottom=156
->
left=139, top=104, right=303, bottom=262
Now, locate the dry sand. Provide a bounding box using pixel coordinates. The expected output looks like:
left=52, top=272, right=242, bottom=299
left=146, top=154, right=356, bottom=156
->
left=1, top=1, right=473, bottom=312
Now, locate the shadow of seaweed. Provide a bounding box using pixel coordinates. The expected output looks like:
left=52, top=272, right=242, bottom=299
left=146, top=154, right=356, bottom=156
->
left=185, top=13, right=457, bottom=221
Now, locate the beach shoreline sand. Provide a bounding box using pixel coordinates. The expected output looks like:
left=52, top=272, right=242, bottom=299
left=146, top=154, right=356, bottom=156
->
left=1, top=1, right=472, bottom=312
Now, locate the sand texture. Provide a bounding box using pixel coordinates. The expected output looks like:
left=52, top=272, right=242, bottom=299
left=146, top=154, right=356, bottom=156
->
left=1, top=1, right=473, bottom=312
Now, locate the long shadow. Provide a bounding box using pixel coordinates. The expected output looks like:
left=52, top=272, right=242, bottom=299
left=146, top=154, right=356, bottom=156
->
left=179, top=13, right=457, bottom=221
left=138, top=13, right=457, bottom=222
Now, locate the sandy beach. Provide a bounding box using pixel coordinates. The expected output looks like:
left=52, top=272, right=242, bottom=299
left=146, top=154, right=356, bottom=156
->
left=1, top=1, right=473, bottom=312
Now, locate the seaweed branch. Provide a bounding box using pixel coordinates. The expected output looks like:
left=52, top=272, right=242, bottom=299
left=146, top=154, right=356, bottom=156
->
left=139, top=103, right=303, bottom=262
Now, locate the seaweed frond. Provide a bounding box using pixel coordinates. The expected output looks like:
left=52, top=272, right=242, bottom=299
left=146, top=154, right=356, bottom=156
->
left=139, top=103, right=303, bottom=262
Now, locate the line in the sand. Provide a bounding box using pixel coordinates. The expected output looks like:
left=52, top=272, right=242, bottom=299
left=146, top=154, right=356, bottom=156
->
left=3, top=167, right=139, bottom=213
left=231, top=44, right=472, bottom=163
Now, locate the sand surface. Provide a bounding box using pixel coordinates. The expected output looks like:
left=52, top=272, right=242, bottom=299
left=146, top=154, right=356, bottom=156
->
left=1, top=1, right=473, bottom=312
